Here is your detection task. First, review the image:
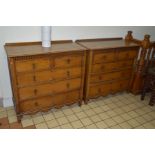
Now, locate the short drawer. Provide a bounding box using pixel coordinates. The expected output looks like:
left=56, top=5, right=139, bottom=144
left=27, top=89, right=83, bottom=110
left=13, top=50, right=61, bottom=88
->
left=15, top=58, right=50, bottom=73
left=54, top=90, right=80, bottom=108
left=118, top=60, right=133, bottom=69
left=19, top=96, right=54, bottom=113
left=19, top=83, right=52, bottom=101
left=91, top=62, right=118, bottom=73
left=90, top=72, right=121, bottom=83
left=53, top=67, right=82, bottom=80
left=93, top=50, right=115, bottom=64
left=117, top=50, right=137, bottom=61
left=17, top=70, right=52, bottom=86
left=54, top=55, right=83, bottom=68
left=52, top=78, right=81, bottom=94
left=89, top=83, right=111, bottom=98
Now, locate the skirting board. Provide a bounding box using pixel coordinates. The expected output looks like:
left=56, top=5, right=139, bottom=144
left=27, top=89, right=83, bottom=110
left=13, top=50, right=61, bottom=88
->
left=2, top=97, right=13, bottom=107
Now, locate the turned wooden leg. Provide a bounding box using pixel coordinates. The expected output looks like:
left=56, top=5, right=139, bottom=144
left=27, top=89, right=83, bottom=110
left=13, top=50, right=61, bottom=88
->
left=141, top=77, right=148, bottom=100
left=17, top=115, right=22, bottom=123
left=149, top=88, right=155, bottom=106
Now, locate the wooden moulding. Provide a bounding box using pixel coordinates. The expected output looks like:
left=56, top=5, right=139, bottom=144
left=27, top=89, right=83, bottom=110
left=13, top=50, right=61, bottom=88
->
left=126, top=31, right=155, bottom=94
left=5, top=40, right=73, bottom=46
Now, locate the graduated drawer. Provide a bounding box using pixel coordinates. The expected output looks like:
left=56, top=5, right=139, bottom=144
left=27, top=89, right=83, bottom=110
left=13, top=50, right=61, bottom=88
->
left=117, top=49, right=137, bottom=60
left=19, top=96, right=54, bottom=113
left=91, top=62, right=118, bottom=73
left=54, top=55, right=83, bottom=68
left=15, top=57, right=50, bottom=73
left=17, top=67, right=82, bottom=86
left=18, top=78, right=81, bottom=101
left=54, top=90, right=80, bottom=108
left=93, top=50, right=115, bottom=64
left=90, top=69, right=132, bottom=83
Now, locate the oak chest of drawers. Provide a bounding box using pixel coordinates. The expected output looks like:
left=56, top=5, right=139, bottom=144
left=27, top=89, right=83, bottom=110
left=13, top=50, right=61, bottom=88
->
left=5, top=40, right=87, bottom=120
left=76, top=38, right=140, bottom=103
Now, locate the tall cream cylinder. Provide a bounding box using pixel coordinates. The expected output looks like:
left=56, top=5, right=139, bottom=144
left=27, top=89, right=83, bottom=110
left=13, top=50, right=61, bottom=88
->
left=41, top=26, right=51, bottom=47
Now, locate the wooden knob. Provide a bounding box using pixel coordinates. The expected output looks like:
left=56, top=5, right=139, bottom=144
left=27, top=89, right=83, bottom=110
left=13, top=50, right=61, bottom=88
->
left=101, top=65, right=105, bottom=70
left=99, top=75, right=102, bottom=80
left=67, top=71, right=70, bottom=77
left=102, top=55, right=107, bottom=59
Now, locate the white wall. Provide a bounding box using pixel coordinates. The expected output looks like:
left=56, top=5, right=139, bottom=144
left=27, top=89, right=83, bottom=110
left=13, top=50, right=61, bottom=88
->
left=0, top=26, right=155, bottom=107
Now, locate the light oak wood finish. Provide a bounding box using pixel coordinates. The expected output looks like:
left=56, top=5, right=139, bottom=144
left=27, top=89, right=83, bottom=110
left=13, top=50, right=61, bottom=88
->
left=5, top=41, right=87, bottom=121
left=76, top=38, right=139, bottom=103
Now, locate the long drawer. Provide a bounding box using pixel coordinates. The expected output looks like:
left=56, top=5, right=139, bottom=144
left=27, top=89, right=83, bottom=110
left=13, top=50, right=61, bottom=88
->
left=90, top=69, right=132, bottom=83
left=17, top=67, right=82, bottom=86
left=89, top=79, right=129, bottom=98
left=15, top=57, right=51, bottom=73
left=19, top=90, right=80, bottom=113
left=91, top=60, right=133, bottom=73
left=117, top=49, right=137, bottom=60
left=18, top=78, right=81, bottom=101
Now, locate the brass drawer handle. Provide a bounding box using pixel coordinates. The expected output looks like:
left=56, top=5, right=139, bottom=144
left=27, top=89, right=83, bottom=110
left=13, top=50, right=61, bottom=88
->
left=67, top=83, right=70, bottom=89
left=98, top=88, right=101, bottom=93
left=33, top=75, right=36, bottom=81
left=34, top=102, right=38, bottom=106
left=67, top=59, right=71, bottom=64
left=32, top=63, right=36, bottom=70
left=34, top=89, right=38, bottom=95
left=67, top=71, right=70, bottom=77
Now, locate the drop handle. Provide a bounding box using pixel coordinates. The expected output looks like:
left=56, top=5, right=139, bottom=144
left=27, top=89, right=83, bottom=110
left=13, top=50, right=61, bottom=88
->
left=67, top=59, right=71, bottom=64
left=66, top=83, right=70, bottom=89
left=67, top=71, right=70, bottom=77
left=32, top=63, right=36, bottom=70
left=34, top=89, right=38, bottom=95
left=34, top=102, right=38, bottom=106
left=33, top=75, right=36, bottom=81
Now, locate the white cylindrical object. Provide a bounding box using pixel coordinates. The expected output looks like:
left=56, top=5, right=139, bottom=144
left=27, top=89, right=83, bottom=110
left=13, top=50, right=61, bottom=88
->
left=41, top=26, right=51, bottom=47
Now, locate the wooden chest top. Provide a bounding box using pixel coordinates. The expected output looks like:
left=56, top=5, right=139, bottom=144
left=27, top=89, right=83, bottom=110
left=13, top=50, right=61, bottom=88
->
left=5, top=42, right=87, bottom=57
left=76, top=39, right=139, bottom=50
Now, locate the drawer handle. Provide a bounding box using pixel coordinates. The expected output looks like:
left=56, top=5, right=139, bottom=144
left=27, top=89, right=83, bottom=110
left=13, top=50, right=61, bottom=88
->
left=66, top=83, right=70, bottom=89
left=67, top=59, right=71, bottom=64
left=34, top=102, right=38, bottom=106
left=102, top=55, right=107, bottom=59
left=99, top=76, right=102, bottom=80
left=33, top=75, right=36, bottom=81
left=98, top=88, right=101, bottom=93
left=32, top=63, right=36, bottom=70
left=67, top=71, right=70, bottom=77
left=34, top=89, right=38, bottom=95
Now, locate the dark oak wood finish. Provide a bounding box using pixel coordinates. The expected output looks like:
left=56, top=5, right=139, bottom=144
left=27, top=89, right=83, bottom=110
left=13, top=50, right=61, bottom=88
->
left=5, top=41, right=87, bottom=121
left=76, top=38, right=140, bottom=103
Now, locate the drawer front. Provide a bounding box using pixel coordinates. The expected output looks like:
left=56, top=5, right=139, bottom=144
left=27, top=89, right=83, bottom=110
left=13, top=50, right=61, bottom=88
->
left=17, top=70, right=52, bottom=86
left=92, top=62, right=118, bottom=73
left=118, top=60, right=133, bottom=69
left=52, top=78, right=81, bottom=94
left=119, top=79, right=129, bottom=91
left=120, top=69, right=132, bottom=79
left=89, top=83, right=111, bottom=98
left=19, top=84, right=52, bottom=101
left=18, top=78, right=81, bottom=100
left=53, top=67, right=82, bottom=80
left=54, top=55, right=82, bottom=68
left=16, top=58, right=50, bottom=73
left=93, top=51, right=115, bottom=64
left=90, top=71, right=121, bottom=83
left=117, top=50, right=137, bottom=60
left=19, top=96, right=53, bottom=113
left=54, top=90, right=80, bottom=108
